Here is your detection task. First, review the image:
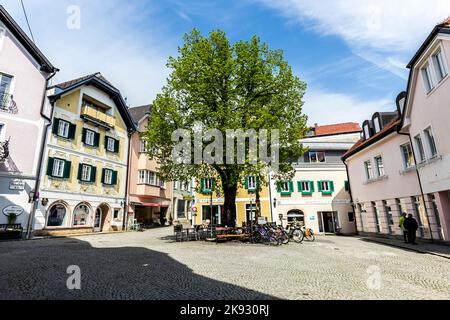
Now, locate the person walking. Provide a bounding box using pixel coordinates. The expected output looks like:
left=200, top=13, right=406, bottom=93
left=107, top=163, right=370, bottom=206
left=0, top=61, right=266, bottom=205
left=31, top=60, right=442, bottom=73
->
left=399, top=212, right=408, bottom=243
left=404, top=214, right=419, bottom=245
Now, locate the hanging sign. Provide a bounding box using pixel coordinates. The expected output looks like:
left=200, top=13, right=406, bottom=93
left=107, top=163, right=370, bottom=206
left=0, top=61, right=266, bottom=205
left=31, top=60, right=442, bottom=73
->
left=2, top=205, right=24, bottom=217
left=9, top=180, right=25, bottom=191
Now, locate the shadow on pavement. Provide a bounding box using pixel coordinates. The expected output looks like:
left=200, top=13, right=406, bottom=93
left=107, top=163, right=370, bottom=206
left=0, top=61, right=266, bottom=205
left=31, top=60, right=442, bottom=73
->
left=0, top=237, right=277, bottom=300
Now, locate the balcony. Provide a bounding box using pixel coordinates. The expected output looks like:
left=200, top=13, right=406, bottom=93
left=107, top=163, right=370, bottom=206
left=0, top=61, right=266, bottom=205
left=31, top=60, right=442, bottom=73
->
left=81, top=105, right=115, bottom=129
left=0, top=94, right=18, bottom=114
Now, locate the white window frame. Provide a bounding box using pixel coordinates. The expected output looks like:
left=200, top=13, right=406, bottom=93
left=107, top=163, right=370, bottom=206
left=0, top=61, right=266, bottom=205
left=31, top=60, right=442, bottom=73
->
left=58, top=120, right=70, bottom=138
left=421, top=63, right=435, bottom=93
left=85, top=129, right=95, bottom=146
left=374, top=155, right=385, bottom=177
left=204, top=178, right=213, bottom=190
left=320, top=181, right=331, bottom=192
left=106, top=137, right=115, bottom=152
left=373, top=117, right=381, bottom=133
left=104, top=169, right=113, bottom=185
left=248, top=176, right=257, bottom=190
left=307, top=151, right=326, bottom=163
left=280, top=182, right=290, bottom=192
left=300, top=181, right=310, bottom=192
left=432, top=49, right=448, bottom=83
left=81, top=165, right=92, bottom=182
left=0, top=72, right=14, bottom=97
left=400, top=143, right=414, bottom=169
left=363, top=125, right=370, bottom=139
left=424, top=126, right=438, bottom=158
left=364, top=160, right=374, bottom=180
left=52, top=159, right=65, bottom=178
left=414, top=134, right=426, bottom=163
left=138, top=170, right=146, bottom=184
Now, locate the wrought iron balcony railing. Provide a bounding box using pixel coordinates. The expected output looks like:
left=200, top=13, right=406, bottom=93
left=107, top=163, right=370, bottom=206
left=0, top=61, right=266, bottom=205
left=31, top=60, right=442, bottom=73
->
left=0, top=93, right=18, bottom=114
left=0, top=139, right=10, bottom=162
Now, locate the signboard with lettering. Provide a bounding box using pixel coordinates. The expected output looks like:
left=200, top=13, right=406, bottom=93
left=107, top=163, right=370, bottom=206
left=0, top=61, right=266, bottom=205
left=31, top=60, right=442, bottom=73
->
left=9, top=180, right=25, bottom=191
left=2, top=205, right=24, bottom=217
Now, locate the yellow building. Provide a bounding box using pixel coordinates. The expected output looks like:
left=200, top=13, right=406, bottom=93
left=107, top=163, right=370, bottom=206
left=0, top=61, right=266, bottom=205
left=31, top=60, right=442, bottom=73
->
left=193, top=176, right=272, bottom=226
left=33, top=73, right=136, bottom=236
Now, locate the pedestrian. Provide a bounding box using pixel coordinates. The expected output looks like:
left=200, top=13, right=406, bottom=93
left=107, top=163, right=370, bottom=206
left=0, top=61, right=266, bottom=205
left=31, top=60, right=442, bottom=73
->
left=398, top=212, right=408, bottom=243
left=403, top=214, right=419, bottom=245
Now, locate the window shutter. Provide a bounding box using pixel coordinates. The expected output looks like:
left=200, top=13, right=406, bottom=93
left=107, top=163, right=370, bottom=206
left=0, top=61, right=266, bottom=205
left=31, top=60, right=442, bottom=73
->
left=330, top=181, right=335, bottom=193
left=276, top=182, right=281, bottom=193
left=211, top=179, right=216, bottom=191
left=68, top=123, right=76, bottom=140
left=114, top=139, right=120, bottom=153
left=94, top=132, right=100, bottom=147
left=245, top=177, right=249, bottom=190
left=46, top=158, right=54, bottom=176
left=345, top=181, right=349, bottom=191
left=318, top=181, right=323, bottom=192
left=90, top=166, right=97, bottom=183
left=289, top=181, right=294, bottom=193
left=101, top=169, right=106, bottom=184
left=297, top=181, right=302, bottom=192
left=104, top=136, right=109, bottom=150
left=200, top=179, right=205, bottom=193
left=82, top=129, right=87, bottom=144
left=112, top=171, right=118, bottom=185
left=310, top=181, right=315, bottom=193
left=77, top=164, right=83, bottom=180
left=52, top=119, right=60, bottom=135
left=63, top=160, right=72, bottom=179
left=256, top=176, right=260, bottom=188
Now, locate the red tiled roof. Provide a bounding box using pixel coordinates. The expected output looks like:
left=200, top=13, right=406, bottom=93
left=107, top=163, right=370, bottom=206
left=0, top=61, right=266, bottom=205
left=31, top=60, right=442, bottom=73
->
left=343, top=118, right=401, bottom=159
left=314, top=122, right=361, bottom=137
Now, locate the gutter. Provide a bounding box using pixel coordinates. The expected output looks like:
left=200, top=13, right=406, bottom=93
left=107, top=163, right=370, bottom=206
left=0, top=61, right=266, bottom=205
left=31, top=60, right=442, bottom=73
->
left=397, top=129, right=434, bottom=243
left=26, top=68, right=59, bottom=239
left=122, top=130, right=133, bottom=230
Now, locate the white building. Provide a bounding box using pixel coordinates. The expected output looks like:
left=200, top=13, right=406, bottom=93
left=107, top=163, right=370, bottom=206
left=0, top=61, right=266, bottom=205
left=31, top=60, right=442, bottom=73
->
left=270, top=123, right=361, bottom=235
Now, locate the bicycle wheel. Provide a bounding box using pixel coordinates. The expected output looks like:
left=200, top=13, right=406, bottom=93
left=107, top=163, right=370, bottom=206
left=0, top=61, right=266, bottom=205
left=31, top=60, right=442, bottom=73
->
left=305, top=233, right=316, bottom=242
left=292, top=229, right=304, bottom=243
left=281, top=231, right=290, bottom=245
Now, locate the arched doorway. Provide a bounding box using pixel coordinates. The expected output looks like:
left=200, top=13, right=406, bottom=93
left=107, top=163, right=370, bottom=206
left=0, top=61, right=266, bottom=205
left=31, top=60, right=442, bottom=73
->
left=287, top=210, right=305, bottom=226
left=46, top=201, right=70, bottom=228
left=94, top=203, right=111, bottom=232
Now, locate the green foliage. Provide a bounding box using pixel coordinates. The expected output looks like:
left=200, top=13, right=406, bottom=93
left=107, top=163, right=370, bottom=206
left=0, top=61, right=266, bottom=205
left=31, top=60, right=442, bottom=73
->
left=143, top=28, right=308, bottom=194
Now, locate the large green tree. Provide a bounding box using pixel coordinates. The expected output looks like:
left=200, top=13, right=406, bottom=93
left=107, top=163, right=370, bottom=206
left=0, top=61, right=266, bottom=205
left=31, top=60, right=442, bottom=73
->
left=143, top=29, right=308, bottom=226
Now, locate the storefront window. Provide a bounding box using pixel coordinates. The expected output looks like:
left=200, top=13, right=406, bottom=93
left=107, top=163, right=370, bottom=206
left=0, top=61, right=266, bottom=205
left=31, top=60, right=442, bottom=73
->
left=73, top=203, right=90, bottom=226
left=47, top=204, right=67, bottom=227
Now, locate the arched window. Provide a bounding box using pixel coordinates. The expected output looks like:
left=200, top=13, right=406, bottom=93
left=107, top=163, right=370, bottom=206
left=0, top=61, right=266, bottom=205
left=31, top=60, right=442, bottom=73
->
left=287, top=210, right=305, bottom=226
left=47, top=203, right=67, bottom=227
left=73, top=203, right=91, bottom=226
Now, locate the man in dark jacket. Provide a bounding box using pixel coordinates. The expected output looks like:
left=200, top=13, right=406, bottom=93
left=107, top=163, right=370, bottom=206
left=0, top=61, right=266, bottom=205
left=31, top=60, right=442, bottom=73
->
left=403, top=214, right=419, bottom=245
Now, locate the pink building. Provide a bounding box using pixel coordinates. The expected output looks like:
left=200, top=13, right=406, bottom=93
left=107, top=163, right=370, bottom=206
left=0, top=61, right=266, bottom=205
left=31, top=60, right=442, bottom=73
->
left=400, top=18, right=450, bottom=241
left=0, top=6, right=57, bottom=236
left=127, top=105, right=173, bottom=227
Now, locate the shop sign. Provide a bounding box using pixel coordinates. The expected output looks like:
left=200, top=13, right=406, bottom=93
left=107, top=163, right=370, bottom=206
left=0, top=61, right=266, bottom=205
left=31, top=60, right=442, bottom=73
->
left=2, top=205, right=24, bottom=217
left=9, top=180, right=25, bottom=191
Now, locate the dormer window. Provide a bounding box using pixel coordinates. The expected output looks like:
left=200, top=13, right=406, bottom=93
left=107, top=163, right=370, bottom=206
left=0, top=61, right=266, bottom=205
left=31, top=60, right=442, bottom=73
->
left=373, top=117, right=381, bottom=133
left=363, top=124, right=370, bottom=140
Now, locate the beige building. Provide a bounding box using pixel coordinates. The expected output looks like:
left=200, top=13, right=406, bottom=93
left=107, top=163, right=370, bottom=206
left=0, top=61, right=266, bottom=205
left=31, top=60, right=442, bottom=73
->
left=127, top=105, right=173, bottom=227
left=271, top=123, right=361, bottom=235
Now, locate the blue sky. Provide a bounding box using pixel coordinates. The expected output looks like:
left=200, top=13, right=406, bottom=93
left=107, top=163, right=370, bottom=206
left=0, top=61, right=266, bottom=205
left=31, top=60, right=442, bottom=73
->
left=3, top=0, right=450, bottom=124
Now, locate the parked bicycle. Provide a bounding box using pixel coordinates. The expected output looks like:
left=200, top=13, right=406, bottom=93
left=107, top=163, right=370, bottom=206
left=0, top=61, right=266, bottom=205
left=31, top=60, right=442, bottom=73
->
left=251, top=224, right=281, bottom=246
left=301, top=226, right=316, bottom=242
left=285, top=222, right=304, bottom=243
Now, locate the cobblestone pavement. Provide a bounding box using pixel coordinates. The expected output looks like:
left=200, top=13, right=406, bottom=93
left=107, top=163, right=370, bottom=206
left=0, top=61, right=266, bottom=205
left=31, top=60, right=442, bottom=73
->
left=0, top=227, right=449, bottom=300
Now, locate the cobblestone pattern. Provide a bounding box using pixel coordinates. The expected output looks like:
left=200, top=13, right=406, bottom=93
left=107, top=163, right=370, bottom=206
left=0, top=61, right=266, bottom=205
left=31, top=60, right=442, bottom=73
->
left=0, top=228, right=449, bottom=300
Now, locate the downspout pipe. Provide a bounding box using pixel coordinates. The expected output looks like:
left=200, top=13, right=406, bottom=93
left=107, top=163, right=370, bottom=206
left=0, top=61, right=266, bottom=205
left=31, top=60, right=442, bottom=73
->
left=122, top=130, right=133, bottom=231
left=397, top=129, right=434, bottom=243
left=26, top=68, right=59, bottom=239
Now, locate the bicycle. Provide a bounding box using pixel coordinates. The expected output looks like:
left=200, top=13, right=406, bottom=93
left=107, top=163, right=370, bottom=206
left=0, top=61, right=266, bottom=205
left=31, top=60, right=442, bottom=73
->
left=285, top=222, right=305, bottom=243
left=301, top=226, right=316, bottom=242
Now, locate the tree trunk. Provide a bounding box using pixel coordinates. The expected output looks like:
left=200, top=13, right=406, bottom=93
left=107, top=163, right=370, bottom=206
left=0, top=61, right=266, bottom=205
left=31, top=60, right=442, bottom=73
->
left=222, top=182, right=238, bottom=227
left=255, top=187, right=261, bottom=220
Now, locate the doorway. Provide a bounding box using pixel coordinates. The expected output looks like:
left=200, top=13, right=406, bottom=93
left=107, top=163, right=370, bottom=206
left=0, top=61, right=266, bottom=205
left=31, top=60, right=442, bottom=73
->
left=94, top=207, right=102, bottom=232
left=202, top=205, right=222, bottom=225
left=319, top=212, right=339, bottom=233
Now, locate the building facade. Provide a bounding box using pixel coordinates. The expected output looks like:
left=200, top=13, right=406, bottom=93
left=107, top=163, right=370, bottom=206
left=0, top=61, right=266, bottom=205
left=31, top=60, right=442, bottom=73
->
left=193, top=176, right=272, bottom=227
left=271, top=123, right=361, bottom=235
left=172, top=179, right=195, bottom=226
left=127, top=105, right=173, bottom=227
left=400, top=18, right=450, bottom=241
left=0, top=6, right=57, bottom=235
left=32, top=73, right=136, bottom=236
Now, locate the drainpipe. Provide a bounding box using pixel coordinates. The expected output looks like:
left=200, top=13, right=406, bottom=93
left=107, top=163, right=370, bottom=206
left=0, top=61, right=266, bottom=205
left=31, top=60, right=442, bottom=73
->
left=27, top=68, right=59, bottom=239
left=343, top=160, right=358, bottom=235
left=122, top=131, right=133, bottom=231
left=397, top=130, right=434, bottom=243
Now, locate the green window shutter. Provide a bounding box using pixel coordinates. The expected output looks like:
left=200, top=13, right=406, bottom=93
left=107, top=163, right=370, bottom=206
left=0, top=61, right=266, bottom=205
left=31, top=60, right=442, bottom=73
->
left=200, top=179, right=205, bottom=193
left=345, top=181, right=349, bottom=191
left=245, top=177, right=249, bottom=190
left=46, top=158, right=54, bottom=176
left=310, top=181, right=315, bottom=193
left=82, top=129, right=87, bottom=144
left=90, top=166, right=97, bottom=183
left=77, top=164, right=83, bottom=181
left=330, top=181, right=335, bottom=193
left=104, top=136, right=109, bottom=150
left=318, top=181, right=323, bottom=192
left=94, top=132, right=100, bottom=147
left=63, top=160, right=72, bottom=179
left=297, top=181, right=302, bottom=192
left=289, top=181, right=294, bottom=193
left=68, top=123, right=76, bottom=140
left=52, top=119, right=60, bottom=135
left=211, top=179, right=216, bottom=191
left=276, top=182, right=281, bottom=193
left=256, top=176, right=260, bottom=188
left=114, top=139, right=120, bottom=153
left=101, top=169, right=106, bottom=184
left=112, top=171, right=118, bottom=185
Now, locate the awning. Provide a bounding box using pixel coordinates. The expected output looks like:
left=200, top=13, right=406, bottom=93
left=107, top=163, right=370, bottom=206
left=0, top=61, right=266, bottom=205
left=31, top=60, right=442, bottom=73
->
left=287, top=213, right=304, bottom=218
left=133, top=203, right=169, bottom=208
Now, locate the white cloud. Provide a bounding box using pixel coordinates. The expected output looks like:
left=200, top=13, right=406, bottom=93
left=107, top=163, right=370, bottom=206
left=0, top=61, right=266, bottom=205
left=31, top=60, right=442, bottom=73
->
left=303, top=90, right=392, bottom=126
left=259, top=0, right=450, bottom=76
left=2, top=0, right=177, bottom=107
